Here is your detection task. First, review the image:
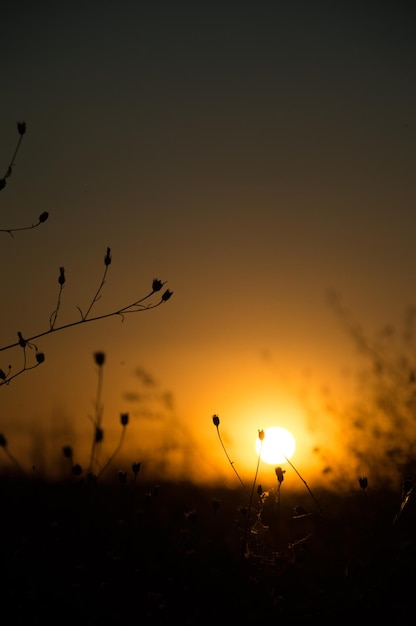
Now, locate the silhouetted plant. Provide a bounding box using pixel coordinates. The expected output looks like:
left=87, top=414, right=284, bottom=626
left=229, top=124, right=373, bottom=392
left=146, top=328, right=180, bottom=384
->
left=0, top=122, right=50, bottom=235
left=326, top=289, right=416, bottom=489
left=242, top=429, right=264, bottom=558
left=0, top=253, right=172, bottom=386
left=0, top=432, right=25, bottom=475
left=0, top=121, right=26, bottom=192
left=212, top=414, right=249, bottom=499
left=1, top=121, right=173, bottom=386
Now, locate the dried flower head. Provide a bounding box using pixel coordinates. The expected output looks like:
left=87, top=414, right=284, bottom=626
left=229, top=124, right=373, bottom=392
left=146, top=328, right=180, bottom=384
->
left=258, top=429, right=265, bottom=441
left=35, top=352, right=45, bottom=364
left=120, top=413, right=129, bottom=426
left=17, top=121, right=26, bottom=135
left=104, top=247, right=112, bottom=266
left=38, top=212, right=49, bottom=223
left=94, top=427, right=104, bottom=443
left=94, top=352, right=106, bottom=366
left=0, top=368, right=7, bottom=381
left=212, top=414, right=220, bottom=427
left=152, top=278, right=163, bottom=292
left=17, top=332, right=26, bottom=348
left=72, top=463, right=82, bottom=476
left=161, top=289, right=173, bottom=302
left=132, top=461, right=141, bottom=476
left=0, top=434, right=7, bottom=447
left=62, top=445, right=73, bottom=459
left=58, top=267, right=65, bottom=286
left=275, top=466, right=285, bottom=484
left=359, top=476, right=368, bottom=491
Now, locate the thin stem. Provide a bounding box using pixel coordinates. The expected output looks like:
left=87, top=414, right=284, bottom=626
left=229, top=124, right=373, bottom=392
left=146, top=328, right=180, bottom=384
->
left=50, top=284, right=64, bottom=330
left=88, top=363, right=105, bottom=475
left=0, top=361, right=42, bottom=386
left=0, top=219, right=45, bottom=236
left=242, top=437, right=263, bottom=559
left=1, top=446, right=26, bottom=475
left=215, top=425, right=249, bottom=499
left=284, top=455, right=326, bottom=519
left=82, top=265, right=110, bottom=320
left=0, top=293, right=165, bottom=354
left=7, top=133, right=24, bottom=173
left=97, top=427, right=126, bottom=479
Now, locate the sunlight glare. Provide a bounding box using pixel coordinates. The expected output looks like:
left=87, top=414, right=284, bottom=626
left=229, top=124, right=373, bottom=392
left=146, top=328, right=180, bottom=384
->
left=255, top=426, right=296, bottom=464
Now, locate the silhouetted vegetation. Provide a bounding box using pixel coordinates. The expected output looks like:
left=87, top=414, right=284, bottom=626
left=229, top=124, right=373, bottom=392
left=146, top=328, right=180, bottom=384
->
left=0, top=121, right=173, bottom=387
left=2, top=121, right=416, bottom=621
left=1, top=473, right=415, bottom=623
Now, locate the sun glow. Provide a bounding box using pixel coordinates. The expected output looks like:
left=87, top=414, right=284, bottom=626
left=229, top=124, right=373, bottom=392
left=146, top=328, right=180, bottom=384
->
left=255, top=426, right=296, bottom=464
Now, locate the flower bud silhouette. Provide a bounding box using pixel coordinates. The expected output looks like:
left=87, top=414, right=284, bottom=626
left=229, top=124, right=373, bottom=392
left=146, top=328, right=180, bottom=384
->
left=72, top=463, right=82, bottom=476
left=275, top=466, right=285, bottom=484
left=118, top=470, right=127, bottom=484
left=58, top=267, right=65, bottom=286
left=94, top=351, right=105, bottom=366
left=38, top=212, right=49, bottom=223
left=152, top=278, right=163, bottom=292
left=94, top=427, right=104, bottom=443
left=104, top=247, right=112, bottom=266
left=132, top=461, right=141, bottom=476
left=120, top=413, right=129, bottom=426
left=17, top=121, right=26, bottom=135
left=35, top=352, right=45, bottom=364
left=161, top=289, right=173, bottom=302
left=212, top=414, right=220, bottom=427
left=62, top=445, right=73, bottom=459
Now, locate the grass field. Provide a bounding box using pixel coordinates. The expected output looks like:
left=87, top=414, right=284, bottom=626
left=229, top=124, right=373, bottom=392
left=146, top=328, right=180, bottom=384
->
left=1, top=473, right=415, bottom=624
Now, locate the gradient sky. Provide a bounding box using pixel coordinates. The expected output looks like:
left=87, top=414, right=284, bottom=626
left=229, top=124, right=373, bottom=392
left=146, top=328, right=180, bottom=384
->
left=1, top=2, right=415, bottom=490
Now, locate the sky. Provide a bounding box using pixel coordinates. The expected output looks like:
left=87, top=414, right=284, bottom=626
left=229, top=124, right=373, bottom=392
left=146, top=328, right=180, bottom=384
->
left=1, top=1, right=415, bottom=492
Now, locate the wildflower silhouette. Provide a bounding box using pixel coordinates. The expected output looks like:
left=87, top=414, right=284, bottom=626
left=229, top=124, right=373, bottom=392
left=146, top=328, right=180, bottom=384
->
left=1, top=121, right=172, bottom=385
left=212, top=414, right=249, bottom=499
left=242, top=429, right=264, bottom=558
left=0, top=247, right=173, bottom=386
left=0, top=122, right=50, bottom=235
left=0, top=121, right=26, bottom=192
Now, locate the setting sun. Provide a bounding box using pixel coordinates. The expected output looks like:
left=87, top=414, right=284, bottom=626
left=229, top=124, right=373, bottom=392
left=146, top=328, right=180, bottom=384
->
left=255, top=427, right=296, bottom=464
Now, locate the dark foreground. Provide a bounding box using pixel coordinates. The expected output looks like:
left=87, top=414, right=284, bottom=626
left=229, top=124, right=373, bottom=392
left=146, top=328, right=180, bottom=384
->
left=1, top=476, right=415, bottom=624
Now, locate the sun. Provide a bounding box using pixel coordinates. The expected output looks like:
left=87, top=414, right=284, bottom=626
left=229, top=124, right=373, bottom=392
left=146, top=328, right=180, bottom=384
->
left=255, top=426, right=296, bottom=464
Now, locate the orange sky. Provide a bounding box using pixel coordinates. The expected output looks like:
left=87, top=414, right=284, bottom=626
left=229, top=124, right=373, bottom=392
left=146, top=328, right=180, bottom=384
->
left=1, top=2, right=416, bottom=493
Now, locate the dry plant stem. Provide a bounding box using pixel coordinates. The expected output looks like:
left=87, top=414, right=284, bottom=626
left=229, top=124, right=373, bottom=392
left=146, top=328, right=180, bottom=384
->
left=1, top=446, right=26, bottom=475
left=3, top=362, right=41, bottom=385
left=215, top=425, right=249, bottom=499
left=284, top=455, right=326, bottom=519
left=97, top=427, right=126, bottom=479
left=50, top=284, right=64, bottom=330
left=0, top=291, right=166, bottom=354
left=0, top=219, right=46, bottom=236
left=80, top=264, right=110, bottom=321
left=242, top=439, right=263, bottom=559
left=6, top=131, right=24, bottom=173
left=88, top=362, right=105, bottom=475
